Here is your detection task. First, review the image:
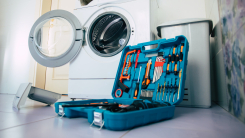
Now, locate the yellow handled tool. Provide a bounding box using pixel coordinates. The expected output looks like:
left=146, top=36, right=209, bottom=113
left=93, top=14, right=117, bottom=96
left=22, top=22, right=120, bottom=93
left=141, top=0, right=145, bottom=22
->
left=177, top=69, right=182, bottom=100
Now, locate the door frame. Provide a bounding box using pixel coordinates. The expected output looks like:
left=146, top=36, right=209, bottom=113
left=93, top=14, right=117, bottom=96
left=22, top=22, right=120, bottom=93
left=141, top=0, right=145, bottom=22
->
left=29, top=0, right=52, bottom=89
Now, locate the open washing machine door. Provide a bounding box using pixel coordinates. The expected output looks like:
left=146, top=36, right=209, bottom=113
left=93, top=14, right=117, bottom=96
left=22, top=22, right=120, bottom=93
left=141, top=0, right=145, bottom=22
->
left=28, top=10, right=83, bottom=67
left=86, top=13, right=131, bottom=57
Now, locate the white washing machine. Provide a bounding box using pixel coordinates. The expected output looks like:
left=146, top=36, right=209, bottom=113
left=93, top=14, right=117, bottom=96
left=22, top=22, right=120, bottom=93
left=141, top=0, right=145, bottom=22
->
left=28, top=0, right=158, bottom=99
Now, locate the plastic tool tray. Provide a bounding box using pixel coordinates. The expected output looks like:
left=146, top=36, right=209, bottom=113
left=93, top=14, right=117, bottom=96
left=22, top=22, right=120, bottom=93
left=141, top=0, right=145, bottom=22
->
left=55, top=35, right=189, bottom=131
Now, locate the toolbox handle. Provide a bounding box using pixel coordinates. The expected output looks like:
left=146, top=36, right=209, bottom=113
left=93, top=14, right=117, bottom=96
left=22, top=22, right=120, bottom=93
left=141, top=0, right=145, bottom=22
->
left=140, top=40, right=160, bottom=53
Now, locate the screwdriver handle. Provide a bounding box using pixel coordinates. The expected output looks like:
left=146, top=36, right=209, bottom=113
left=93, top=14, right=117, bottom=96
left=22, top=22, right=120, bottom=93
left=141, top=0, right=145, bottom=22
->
left=166, top=54, right=171, bottom=74
left=135, top=50, right=141, bottom=69
left=142, top=60, right=151, bottom=89
left=174, top=55, right=179, bottom=75
left=133, top=83, right=139, bottom=99
left=171, top=45, right=177, bottom=63
left=142, top=78, right=150, bottom=89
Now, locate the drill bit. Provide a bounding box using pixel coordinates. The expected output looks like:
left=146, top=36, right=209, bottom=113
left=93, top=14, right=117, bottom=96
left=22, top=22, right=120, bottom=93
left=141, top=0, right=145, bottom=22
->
left=166, top=82, right=169, bottom=101
left=159, top=85, right=162, bottom=101
left=162, top=82, right=166, bottom=101
left=177, top=69, right=182, bottom=99
left=173, top=78, right=177, bottom=102
left=169, top=81, right=172, bottom=102
left=156, top=83, right=159, bottom=101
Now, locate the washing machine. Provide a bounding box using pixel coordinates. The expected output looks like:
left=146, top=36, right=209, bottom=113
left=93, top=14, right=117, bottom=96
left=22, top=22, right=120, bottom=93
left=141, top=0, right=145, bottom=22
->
left=28, top=0, right=158, bottom=99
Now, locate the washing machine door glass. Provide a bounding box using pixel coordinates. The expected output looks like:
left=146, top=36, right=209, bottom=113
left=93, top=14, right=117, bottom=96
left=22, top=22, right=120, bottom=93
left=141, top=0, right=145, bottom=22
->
left=29, top=10, right=83, bottom=67
left=34, top=17, right=74, bottom=57
left=88, top=13, right=131, bottom=57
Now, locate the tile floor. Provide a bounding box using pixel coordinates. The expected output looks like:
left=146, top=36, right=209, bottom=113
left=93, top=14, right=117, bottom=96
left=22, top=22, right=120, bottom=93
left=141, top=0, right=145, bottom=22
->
left=0, top=94, right=245, bottom=138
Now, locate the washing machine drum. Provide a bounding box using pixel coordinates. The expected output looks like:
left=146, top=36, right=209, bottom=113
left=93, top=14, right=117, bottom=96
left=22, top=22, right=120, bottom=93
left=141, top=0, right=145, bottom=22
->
left=89, top=14, right=130, bottom=56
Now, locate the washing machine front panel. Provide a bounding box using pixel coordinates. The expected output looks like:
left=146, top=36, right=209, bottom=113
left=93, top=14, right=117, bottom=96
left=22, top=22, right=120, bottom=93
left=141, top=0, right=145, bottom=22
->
left=69, top=1, right=153, bottom=79
left=69, top=6, right=136, bottom=79
left=28, top=10, right=83, bottom=67
left=74, top=6, right=136, bottom=63
left=68, top=0, right=157, bottom=99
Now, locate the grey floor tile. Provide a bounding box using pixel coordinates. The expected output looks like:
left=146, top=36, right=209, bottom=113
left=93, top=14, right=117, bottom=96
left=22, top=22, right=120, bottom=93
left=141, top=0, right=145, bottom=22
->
left=123, top=105, right=245, bottom=138
left=0, top=94, right=71, bottom=131
left=0, top=112, right=55, bottom=130
left=0, top=117, right=127, bottom=138
left=0, top=94, right=245, bottom=138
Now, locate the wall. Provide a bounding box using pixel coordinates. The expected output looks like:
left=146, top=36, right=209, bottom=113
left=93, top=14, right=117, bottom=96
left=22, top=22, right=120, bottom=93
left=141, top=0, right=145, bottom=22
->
left=0, top=0, right=37, bottom=94
left=205, top=0, right=229, bottom=110
left=219, top=0, right=245, bottom=123
left=206, top=0, right=245, bottom=123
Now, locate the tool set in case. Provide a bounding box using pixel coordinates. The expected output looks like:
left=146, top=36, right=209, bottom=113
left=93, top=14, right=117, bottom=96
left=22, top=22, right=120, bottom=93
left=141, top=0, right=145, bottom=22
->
left=55, top=35, right=189, bottom=131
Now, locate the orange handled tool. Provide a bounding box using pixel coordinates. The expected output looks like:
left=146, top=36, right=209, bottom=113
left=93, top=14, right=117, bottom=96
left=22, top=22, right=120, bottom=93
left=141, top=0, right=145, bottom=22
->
left=166, top=54, right=171, bottom=74
left=174, top=54, right=179, bottom=75
left=142, top=59, right=152, bottom=89
left=175, top=43, right=184, bottom=75
left=171, top=45, right=177, bottom=63
left=179, top=43, right=184, bottom=62
left=118, top=50, right=136, bottom=92
left=134, top=66, right=142, bottom=99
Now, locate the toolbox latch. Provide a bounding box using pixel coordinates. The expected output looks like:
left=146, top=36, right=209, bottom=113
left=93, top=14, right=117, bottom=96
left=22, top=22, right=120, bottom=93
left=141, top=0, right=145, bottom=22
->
left=90, top=112, right=104, bottom=130
left=58, top=105, right=65, bottom=118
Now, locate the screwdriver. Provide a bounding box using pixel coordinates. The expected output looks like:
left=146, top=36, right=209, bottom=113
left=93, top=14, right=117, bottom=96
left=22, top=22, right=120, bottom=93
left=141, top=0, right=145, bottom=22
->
left=166, top=50, right=171, bottom=74
left=174, top=54, right=179, bottom=75
left=179, top=43, right=184, bottom=62
left=142, top=59, right=152, bottom=89
left=134, top=50, right=141, bottom=71
left=177, top=69, right=182, bottom=100
left=134, top=66, right=142, bottom=99
left=171, top=45, right=177, bottom=63
left=173, top=78, right=177, bottom=102
left=165, top=82, right=169, bottom=101
left=159, top=85, right=162, bottom=101
left=169, top=81, right=172, bottom=102
left=155, top=83, right=159, bottom=101
left=162, top=82, right=166, bottom=101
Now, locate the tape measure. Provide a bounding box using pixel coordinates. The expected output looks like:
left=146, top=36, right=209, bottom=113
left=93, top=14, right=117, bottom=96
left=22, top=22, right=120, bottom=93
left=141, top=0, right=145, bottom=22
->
left=115, top=89, right=123, bottom=98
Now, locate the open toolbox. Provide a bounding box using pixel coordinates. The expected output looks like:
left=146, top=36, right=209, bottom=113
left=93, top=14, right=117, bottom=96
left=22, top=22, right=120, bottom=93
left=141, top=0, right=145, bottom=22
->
left=55, top=35, right=189, bottom=131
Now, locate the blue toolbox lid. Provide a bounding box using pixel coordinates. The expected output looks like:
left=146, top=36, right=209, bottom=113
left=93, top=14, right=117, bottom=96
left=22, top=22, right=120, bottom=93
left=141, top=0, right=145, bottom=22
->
left=111, top=35, right=189, bottom=105
left=54, top=35, right=189, bottom=131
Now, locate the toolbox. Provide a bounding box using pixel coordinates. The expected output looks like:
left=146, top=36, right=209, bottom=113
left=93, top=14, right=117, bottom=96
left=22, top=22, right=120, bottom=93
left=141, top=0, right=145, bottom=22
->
left=55, top=35, right=189, bottom=131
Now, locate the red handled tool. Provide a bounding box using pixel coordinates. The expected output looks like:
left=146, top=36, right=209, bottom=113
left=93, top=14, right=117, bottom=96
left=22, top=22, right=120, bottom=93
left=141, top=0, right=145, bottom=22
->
left=134, top=50, right=141, bottom=71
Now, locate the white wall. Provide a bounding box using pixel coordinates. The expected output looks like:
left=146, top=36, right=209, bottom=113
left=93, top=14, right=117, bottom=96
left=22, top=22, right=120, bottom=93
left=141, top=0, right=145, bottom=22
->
left=0, top=0, right=36, bottom=94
